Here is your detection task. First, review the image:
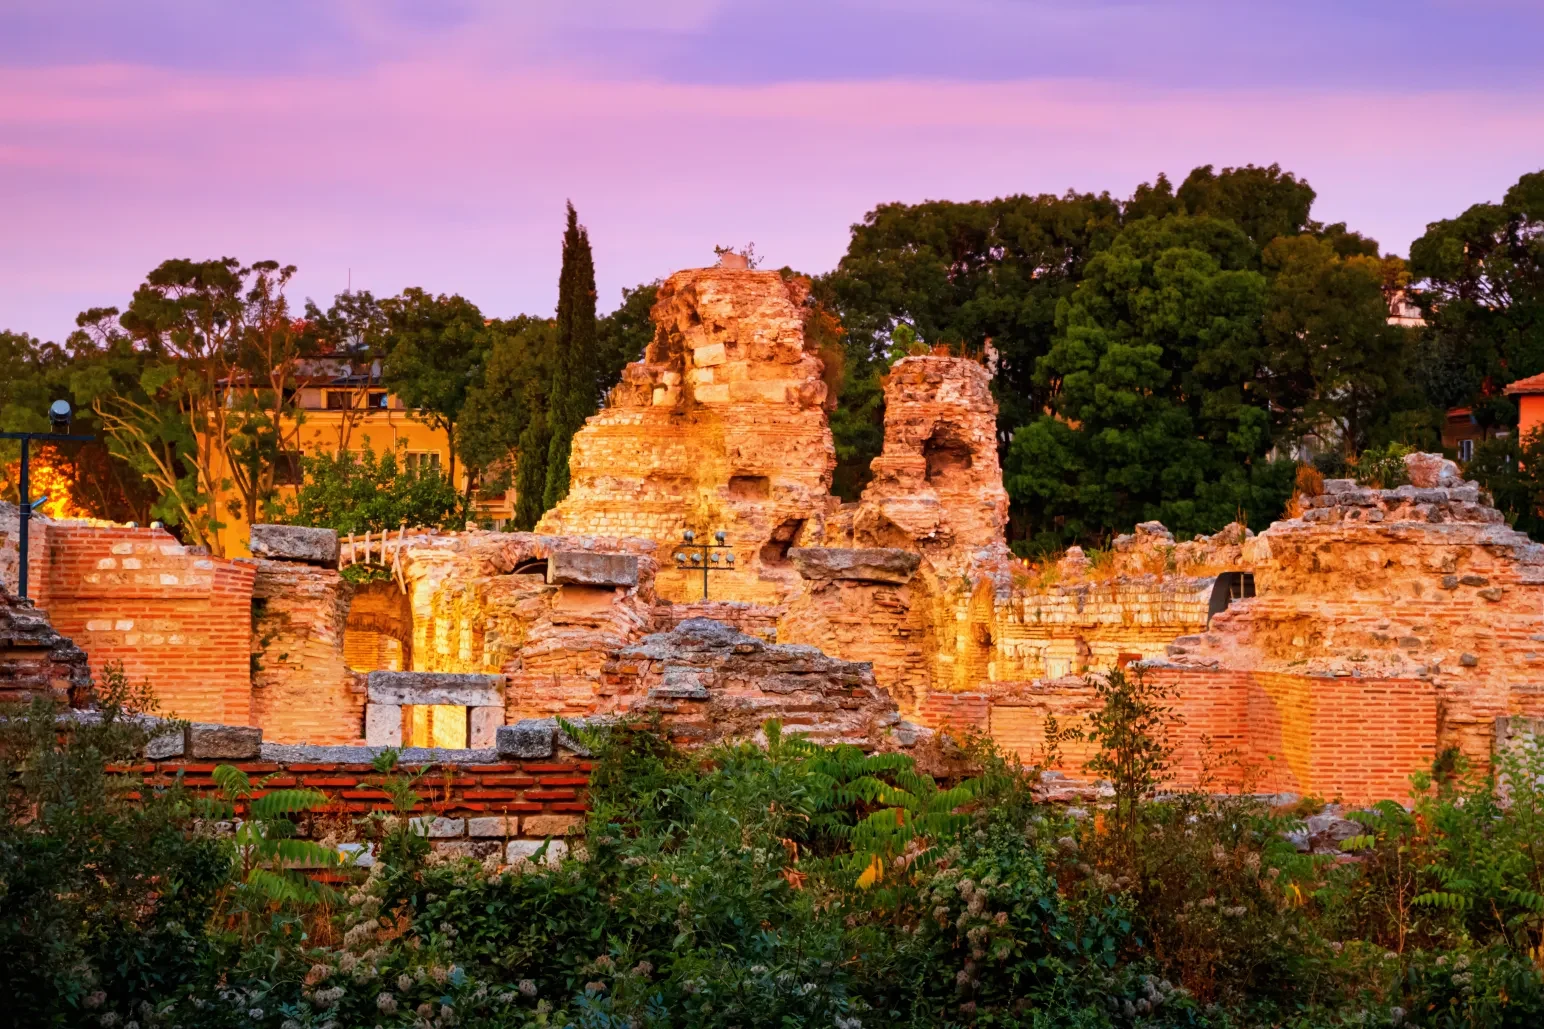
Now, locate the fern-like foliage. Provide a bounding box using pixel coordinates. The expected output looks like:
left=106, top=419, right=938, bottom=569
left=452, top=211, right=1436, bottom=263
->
left=211, top=763, right=338, bottom=914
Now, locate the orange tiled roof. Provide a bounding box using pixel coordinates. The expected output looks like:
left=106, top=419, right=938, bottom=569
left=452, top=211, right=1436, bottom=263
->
left=1504, top=372, right=1544, bottom=395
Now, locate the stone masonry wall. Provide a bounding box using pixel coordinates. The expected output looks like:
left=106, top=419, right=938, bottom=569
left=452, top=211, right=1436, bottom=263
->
left=250, top=559, right=361, bottom=744
left=1169, top=455, right=1544, bottom=773
left=537, top=267, right=837, bottom=605
left=121, top=746, right=591, bottom=864
left=0, top=581, right=91, bottom=705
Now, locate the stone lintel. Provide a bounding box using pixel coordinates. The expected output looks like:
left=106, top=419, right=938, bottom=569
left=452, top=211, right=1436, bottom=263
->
left=186, top=722, right=263, bottom=759
left=248, top=524, right=341, bottom=565
left=548, top=550, right=640, bottom=588
left=788, top=546, right=922, bottom=585
left=367, top=671, right=504, bottom=707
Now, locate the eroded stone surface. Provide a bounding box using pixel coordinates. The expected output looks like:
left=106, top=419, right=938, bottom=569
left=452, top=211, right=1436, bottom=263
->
left=789, top=547, right=920, bottom=584
left=601, top=617, right=917, bottom=749
left=0, top=582, right=90, bottom=705
left=186, top=722, right=262, bottom=759
left=536, top=268, right=837, bottom=605
left=548, top=551, right=639, bottom=588
left=248, top=524, right=340, bottom=565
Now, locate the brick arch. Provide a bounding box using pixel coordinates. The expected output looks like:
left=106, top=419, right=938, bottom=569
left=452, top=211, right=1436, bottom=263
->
left=344, top=580, right=414, bottom=671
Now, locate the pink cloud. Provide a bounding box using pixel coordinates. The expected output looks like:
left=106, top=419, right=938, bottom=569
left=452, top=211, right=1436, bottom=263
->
left=3, top=59, right=1542, bottom=338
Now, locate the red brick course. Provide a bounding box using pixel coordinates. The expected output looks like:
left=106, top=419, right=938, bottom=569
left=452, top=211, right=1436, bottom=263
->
left=129, top=756, right=592, bottom=837
left=34, top=522, right=256, bottom=725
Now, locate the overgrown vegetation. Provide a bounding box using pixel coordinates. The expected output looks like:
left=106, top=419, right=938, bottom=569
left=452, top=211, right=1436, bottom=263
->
left=277, top=441, right=470, bottom=535
left=3, top=669, right=1544, bottom=1026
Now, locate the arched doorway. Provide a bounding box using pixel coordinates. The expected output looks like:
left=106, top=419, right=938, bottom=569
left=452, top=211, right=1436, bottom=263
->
left=344, top=579, right=414, bottom=672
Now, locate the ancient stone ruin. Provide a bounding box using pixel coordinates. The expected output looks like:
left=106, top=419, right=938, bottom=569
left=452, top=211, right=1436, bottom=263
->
left=6, top=263, right=1544, bottom=816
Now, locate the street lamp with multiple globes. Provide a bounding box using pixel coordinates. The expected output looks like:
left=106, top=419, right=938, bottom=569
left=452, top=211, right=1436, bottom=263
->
left=673, top=529, right=735, bottom=601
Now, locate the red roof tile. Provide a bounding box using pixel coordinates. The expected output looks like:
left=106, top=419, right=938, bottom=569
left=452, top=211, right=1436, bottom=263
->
left=1504, top=372, right=1544, bottom=395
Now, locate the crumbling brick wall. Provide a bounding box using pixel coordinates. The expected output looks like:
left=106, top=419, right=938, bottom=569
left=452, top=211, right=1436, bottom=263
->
left=32, top=522, right=256, bottom=725
left=0, top=582, right=91, bottom=705
left=1168, top=455, right=1544, bottom=774
left=250, top=559, right=361, bottom=744
left=394, top=532, right=659, bottom=720
left=536, top=268, right=838, bottom=605
left=919, top=667, right=1436, bottom=804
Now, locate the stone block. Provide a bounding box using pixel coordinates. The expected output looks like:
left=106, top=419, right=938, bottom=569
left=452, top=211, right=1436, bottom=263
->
left=506, top=838, right=568, bottom=868
left=247, top=524, right=340, bottom=565
left=693, top=342, right=727, bottom=367
left=469, top=705, right=503, bottom=748
left=548, top=551, right=639, bottom=588
left=496, top=719, right=555, bottom=759
left=1404, top=452, right=1462, bottom=488
left=693, top=383, right=730, bottom=404
left=433, top=840, right=503, bottom=860
left=788, top=547, right=921, bottom=585
left=367, top=671, right=504, bottom=707
left=521, top=813, right=584, bottom=837
left=145, top=726, right=185, bottom=759
left=467, top=816, right=517, bottom=837
left=415, top=816, right=465, bottom=839
left=1322, top=478, right=1356, bottom=494
left=186, top=722, right=262, bottom=760
left=364, top=703, right=403, bottom=746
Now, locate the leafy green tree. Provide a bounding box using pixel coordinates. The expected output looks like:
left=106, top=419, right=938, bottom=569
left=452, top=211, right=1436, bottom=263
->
left=1174, top=162, right=1316, bottom=247
left=1006, top=215, right=1291, bottom=547
left=381, top=287, right=493, bottom=493
left=825, top=191, right=1124, bottom=452
left=458, top=315, right=554, bottom=500
left=542, top=202, right=599, bottom=511
left=596, top=280, right=659, bottom=399
left=71, top=259, right=307, bottom=554
left=1408, top=169, right=1544, bottom=425
left=281, top=442, right=469, bottom=535
left=1260, top=234, right=1415, bottom=455
left=1, top=329, right=160, bottom=522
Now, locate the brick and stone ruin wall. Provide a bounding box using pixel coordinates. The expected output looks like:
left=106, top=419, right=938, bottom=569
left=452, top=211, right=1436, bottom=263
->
left=6, top=264, right=1544, bottom=812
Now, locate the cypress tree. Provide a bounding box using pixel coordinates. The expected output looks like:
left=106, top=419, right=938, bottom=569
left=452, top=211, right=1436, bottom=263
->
left=512, top=381, right=551, bottom=531
left=543, top=201, right=598, bottom=511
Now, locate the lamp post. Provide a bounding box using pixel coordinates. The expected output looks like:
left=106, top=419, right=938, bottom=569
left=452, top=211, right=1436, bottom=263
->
left=673, top=529, right=735, bottom=601
left=2, top=400, right=94, bottom=598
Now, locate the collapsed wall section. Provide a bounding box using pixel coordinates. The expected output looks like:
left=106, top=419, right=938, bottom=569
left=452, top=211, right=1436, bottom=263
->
left=1168, top=456, right=1544, bottom=773
left=0, top=582, right=91, bottom=705
left=536, top=267, right=837, bottom=605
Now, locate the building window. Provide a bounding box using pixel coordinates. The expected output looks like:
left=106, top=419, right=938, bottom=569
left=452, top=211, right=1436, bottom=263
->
left=404, top=451, right=443, bottom=476
left=1458, top=439, right=1474, bottom=462
left=325, top=390, right=351, bottom=410
left=274, top=451, right=304, bottom=485
left=367, top=391, right=389, bottom=409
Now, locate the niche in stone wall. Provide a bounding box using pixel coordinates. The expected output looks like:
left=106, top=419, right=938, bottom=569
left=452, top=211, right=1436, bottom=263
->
left=923, top=424, right=974, bottom=488
left=343, top=580, right=414, bottom=673
left=728, top=474, right=771, bottom=501
left=759, top=518, right=805, bottom=569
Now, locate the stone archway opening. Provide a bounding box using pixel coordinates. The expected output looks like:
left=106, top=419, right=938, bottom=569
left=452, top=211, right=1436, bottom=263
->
left=1208, top=571, right=1256, bottom=625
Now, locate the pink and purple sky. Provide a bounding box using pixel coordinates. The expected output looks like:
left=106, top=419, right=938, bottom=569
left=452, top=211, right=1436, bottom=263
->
left=4, top=0, right=1543, bottom=338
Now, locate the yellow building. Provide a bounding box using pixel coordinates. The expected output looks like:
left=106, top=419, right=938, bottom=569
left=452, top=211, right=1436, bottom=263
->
left=209, top=360, right=514, bottom=557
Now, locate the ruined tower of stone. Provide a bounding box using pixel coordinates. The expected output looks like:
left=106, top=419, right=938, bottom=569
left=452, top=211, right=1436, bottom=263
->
left=536, top=267, right=837, bottom=603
